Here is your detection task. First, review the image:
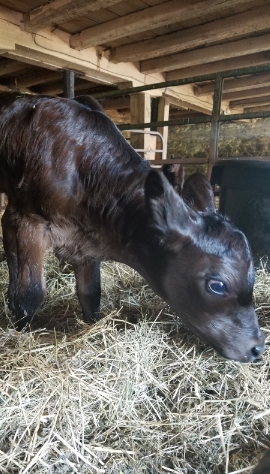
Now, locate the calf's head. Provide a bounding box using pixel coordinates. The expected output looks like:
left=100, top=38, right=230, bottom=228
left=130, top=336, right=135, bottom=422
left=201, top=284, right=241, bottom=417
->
left=143, top=171, right=264, bottom=362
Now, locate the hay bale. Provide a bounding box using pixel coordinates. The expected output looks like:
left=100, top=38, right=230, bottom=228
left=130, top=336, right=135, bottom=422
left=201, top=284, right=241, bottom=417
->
left=0, top=248, right=269, bottom=473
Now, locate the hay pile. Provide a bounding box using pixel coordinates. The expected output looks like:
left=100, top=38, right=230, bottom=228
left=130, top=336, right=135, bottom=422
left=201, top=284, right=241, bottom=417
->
left=0, top=248, right=269, bottom=474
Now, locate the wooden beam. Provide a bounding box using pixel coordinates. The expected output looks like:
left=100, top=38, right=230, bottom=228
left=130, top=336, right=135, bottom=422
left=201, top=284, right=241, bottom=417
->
left=156, top=97, right=169, bottom=159
left=130, top=93, right=156, bottom=160
left=70, top=0, right=248, bottom=51
left=24, top=0, right=124, bottom=33
left=111, top=5, right=270, bottom=63
left=3, top=69, right=61, bottom=88
left=163, top=90, right=212, bottom=115
left=223, top=85, right=270, bottom=101
left=230, top=96, right=270, bottom=109
left=0, top=58, right=26, bottom=76
left=167, top=98, right=188, bottom=110
left=196, top=73, right=270, bottom=96
left=141, top=33, right=270, bottom=74
left=166, top=53, right=270, bottom=81
left=4, top=44, right=131, bottom=86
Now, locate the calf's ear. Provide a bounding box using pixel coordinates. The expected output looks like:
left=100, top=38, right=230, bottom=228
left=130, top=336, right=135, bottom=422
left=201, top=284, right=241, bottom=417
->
left=182, top=173, right=216, bottom=213
left=162, top=163, right=184, bottom=193
left=144, top=170, right=197, bottom=238
left=144, top=169, right=165, bottom=201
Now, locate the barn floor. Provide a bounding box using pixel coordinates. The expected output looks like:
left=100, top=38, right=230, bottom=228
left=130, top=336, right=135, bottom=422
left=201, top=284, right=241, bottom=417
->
left=0, top=244, right=269, bottom=474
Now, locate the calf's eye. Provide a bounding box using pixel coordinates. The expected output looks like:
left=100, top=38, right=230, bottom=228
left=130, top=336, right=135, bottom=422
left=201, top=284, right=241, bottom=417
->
left=207, top=279, right=227, bottom=296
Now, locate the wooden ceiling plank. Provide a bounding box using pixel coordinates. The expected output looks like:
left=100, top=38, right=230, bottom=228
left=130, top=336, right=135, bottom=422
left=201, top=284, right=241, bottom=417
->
left=141, top=33, right=270, bottom=74
left=107, top=0, right=146, bottom=16
left=164, top=95, right=189, bottom=110
left=59, top=17, right=96, bottom=34
left=223, top=85, right=270, bottom=100
left=70, top=0, right=248, bottom=51
left=5, top=43, right=125, bottom=86
left=110, top=4, right=270, bottom=63
left=166, top=52, right=270, bottom=81
left=163, top=93, right=212, bottom=115
left=24, top=0, right=124, bottom=33
left=196, top=72, right=270, bottom=95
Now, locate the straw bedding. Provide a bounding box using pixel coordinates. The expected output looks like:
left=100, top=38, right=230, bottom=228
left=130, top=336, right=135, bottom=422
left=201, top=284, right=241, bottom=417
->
left=0, top=246, right=269, bottom=473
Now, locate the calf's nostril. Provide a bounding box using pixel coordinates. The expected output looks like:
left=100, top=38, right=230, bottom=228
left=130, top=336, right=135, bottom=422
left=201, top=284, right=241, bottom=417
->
left=251, top=345, right=264, bottom=359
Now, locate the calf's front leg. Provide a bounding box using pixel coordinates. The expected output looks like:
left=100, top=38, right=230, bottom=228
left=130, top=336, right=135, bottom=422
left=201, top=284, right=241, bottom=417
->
left=2, top=207, right=18, bottom=314
left=5, top=217, right=48, bottom=330
left=73, top=260, right=101, bottom=323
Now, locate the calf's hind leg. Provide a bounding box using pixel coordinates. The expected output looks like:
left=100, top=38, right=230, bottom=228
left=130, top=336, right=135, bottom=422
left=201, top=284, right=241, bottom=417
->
left=73, top=260, right=101, bottom=323
left=4, top=216, right=48, bottom=330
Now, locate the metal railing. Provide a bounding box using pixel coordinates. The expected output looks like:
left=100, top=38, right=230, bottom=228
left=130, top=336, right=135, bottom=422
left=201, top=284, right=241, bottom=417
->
left=122, top=129, right=166, bottom=161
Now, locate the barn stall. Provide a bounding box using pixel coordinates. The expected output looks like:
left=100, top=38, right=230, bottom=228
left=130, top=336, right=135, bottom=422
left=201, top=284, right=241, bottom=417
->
left=0, top=1, right=270, bottom=472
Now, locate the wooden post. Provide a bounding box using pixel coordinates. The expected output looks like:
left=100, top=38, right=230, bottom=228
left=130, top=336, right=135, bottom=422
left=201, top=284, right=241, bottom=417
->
left=130, top=93, right=155, bottom=160
left=208, top=73, right=223, bottom=178
left=156, top=97, right=169, bottom=160
left=63, top=70, right=75, bottom=99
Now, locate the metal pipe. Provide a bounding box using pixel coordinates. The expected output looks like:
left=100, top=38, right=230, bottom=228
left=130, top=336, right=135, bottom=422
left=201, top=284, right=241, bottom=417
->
left=63, top=70, right=75, bottom=99
left=219, top=110, right=270, bottom=121
left=93, top=64, right=270, bottom=100
left=117, top=116, right=212, bottom=130
left=117, top=109, right=270, bottom=130
left=149, top=158, right=208, bottom=166
left=150, top=97, right=159, bottom=132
